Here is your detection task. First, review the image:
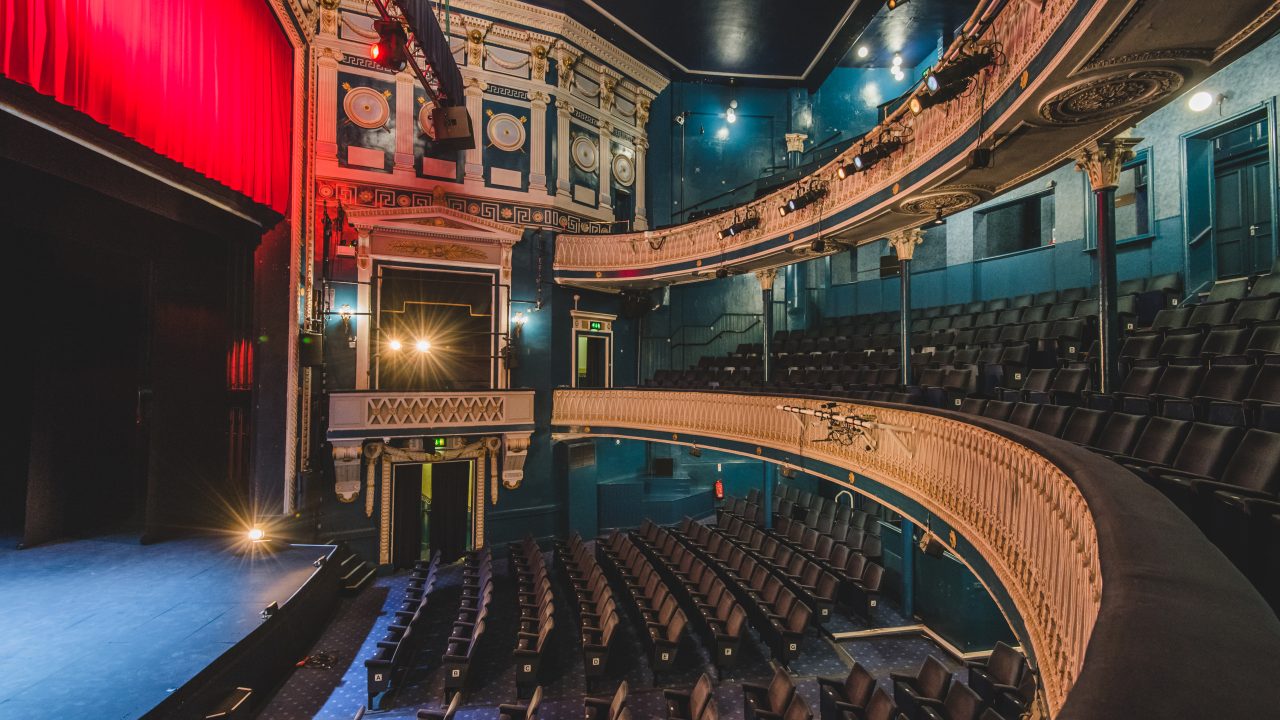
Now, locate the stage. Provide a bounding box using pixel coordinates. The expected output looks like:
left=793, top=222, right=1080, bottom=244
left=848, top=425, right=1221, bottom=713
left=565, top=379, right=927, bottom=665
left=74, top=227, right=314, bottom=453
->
left=0, top=534, right=336, bottom=720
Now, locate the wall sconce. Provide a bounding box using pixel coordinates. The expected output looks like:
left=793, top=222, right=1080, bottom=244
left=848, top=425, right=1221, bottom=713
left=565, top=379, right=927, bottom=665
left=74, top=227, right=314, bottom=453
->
left=504, top=310, right=529, bottom=371
left=339, top=304, right=355, bottom=348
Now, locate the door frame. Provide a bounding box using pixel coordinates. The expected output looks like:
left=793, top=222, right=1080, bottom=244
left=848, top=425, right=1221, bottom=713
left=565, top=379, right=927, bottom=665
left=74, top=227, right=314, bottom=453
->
left=388, top=458, right=475, bottom=565
left=1180, top=98, right=1279, bottom=289
left=570, top=310, right=616, bottom=388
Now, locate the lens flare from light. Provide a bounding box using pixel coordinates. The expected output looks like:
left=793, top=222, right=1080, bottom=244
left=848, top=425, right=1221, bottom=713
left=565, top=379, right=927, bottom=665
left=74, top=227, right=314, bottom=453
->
left=415, top=339, right=431, bottom=353
left=1188, top=91, right=1215, bottom=112
left=247, top=527, right=265, bottom=542
left=388, top=339, right=403, bottom=351
left=857, top=46, right=869, bottom=59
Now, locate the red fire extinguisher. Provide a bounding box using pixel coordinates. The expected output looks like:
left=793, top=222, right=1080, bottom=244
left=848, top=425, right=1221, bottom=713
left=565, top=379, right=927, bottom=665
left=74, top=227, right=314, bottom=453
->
left=714, top=479, right=725, bottom=500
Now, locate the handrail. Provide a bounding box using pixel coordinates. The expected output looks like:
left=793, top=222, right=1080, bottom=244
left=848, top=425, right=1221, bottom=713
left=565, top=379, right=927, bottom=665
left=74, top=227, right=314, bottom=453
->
left=666, top=313, right=762, bottom=351
left=551, top=388, right=1280, bottom=718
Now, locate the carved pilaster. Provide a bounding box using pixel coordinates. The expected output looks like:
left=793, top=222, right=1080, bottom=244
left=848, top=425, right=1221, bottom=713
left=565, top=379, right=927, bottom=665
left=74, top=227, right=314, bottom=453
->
left=318, top=3, right=338, bottom=37
left=1075, top=137, right=1143, bottom=190
left=528, top=91, right=550, bottom=194
left=355, top=228, right=372, bottom=389
left=557, top=48, right=578, bottom=92
left=754, top=267, right=779, bottom=291
left=784, top=133, right=808, bottom=154
left=634, top=135, right=649, bottom=230
left=887, top=227, right=925, bottom=262
left=555, top=99, right=572, bottom=199
left=317, top=47, right=341, bottom=161
left=394, top=69, right=415, bottom=173
left=597, top=119, right=613, bottom=211
left=465, top=27, right=487, bottom=68
left=463, top=77, right=489, bottom=183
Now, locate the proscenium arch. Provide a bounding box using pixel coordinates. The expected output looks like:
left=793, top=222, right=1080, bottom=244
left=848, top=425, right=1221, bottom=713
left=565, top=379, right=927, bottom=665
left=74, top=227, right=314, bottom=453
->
left=549, top=429, right=1035, bottom=676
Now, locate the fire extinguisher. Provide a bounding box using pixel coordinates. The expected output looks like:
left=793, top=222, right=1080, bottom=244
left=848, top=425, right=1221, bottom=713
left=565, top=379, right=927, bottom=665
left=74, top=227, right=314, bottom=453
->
left=714, top=479, right=725, bottom=500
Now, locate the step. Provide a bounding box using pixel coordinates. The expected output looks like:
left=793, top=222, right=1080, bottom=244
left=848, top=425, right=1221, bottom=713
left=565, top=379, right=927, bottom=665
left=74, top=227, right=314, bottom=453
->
left=342, top=563, right=376, bottom=595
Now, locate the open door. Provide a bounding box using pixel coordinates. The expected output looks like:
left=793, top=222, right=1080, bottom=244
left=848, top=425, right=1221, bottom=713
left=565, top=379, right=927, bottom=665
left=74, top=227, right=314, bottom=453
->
left=429, top=461, right=472, bottom=563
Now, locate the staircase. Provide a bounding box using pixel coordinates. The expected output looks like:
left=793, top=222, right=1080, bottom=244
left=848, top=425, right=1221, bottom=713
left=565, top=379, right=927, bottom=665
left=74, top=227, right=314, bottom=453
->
left=329, top=542, right=376, bottom=595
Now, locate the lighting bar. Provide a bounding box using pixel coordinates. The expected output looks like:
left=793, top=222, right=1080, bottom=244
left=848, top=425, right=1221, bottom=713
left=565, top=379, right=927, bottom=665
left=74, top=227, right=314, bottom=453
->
left=925, top=47, right=996, bottom=97
left=779, top=186, right=828, bottom=217
left=716, top=214, right=761, bottom=240
left=852, top=137, right=903, bottom=172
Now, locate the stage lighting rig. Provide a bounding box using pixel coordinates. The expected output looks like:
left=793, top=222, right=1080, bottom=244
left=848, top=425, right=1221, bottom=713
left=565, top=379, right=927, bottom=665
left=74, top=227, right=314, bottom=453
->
left=851, top=132, right=904, bottom=173
left=369, top=19, right=408, bottom=71
left=717, top=208, right=761, bottom=240
left=779, top=182, right=828, bottom=217
left=925, top=44, right=998, bottom=98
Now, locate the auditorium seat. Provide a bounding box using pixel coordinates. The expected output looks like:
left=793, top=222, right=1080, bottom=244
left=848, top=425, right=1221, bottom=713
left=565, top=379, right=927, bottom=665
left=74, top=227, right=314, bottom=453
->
left=665, top=673, right=715, bottom=720
left=497, top=686, right=543, bottom=720
left=585, top=681, right=629, bottom=720
left=1087, top=412, right=1148, bottom=455
left=417, top=692, right=462, bottom=720
left=918, top=683, right=984, bottom=720
left=892, top=656, right=952, bottom=720
left=818, top=662, right=876, bottom=720
left=1207, top=360, right=1280, bottom=429
left=742, top=667, right=796, bottom=720
left=1146, top=428, right=1280, bottom=529
left=981, top=400, right=1015, bottom=421
left=1031, top=404, right=1073, bottom=437
left=966, top=642, right=1026, bottom=706
left=1059, top=407, right=1108, bottom=445
left=1159, top=361, right=1257, bottom=421
left=1121, top=422, right=1243, bottom=486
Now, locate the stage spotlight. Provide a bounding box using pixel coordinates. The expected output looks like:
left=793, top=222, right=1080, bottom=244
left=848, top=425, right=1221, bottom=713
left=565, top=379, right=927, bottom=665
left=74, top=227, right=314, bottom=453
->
left=910, top=75, right=969, bottom=114
left=837, top=161, right=858, bottom=179
left=887, top=0, right=908, bottom=9
left=415, top=339, right=431, bottom=353
left=247, top=527, right=265, bottom=542
left=369, top=19, right=407, bottom=71
left=853, top=137, right=903, bottom=172
left=717, top=212, right=761, bottom=239
left=926, top=47, right=996, bottom=96
left=779, top=185, right=828, bottom=217
left=388, top=338, right=403, bottom=351
left=810, top=238, right=827, bottom=253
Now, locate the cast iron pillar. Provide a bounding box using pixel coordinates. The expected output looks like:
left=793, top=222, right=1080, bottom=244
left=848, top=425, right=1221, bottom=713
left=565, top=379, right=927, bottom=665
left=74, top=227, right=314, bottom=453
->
left=755, top=268, right=779, bottom=384
left=888, top=228, right=924, bottom=387
left=1077, top=138, right=1142, bottom=394
left=900, top=518, right=916, bottom=618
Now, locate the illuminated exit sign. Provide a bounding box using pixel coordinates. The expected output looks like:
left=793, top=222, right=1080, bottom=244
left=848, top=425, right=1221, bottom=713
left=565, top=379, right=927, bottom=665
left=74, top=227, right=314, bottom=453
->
left=433, top=437, right=446, bottom=448
left=589, top=321, right=603, bottom=331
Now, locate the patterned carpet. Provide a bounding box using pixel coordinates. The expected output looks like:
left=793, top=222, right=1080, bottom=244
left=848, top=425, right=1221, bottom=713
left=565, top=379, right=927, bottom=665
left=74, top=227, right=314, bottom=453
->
left=256, top=544, right=964, bottom=720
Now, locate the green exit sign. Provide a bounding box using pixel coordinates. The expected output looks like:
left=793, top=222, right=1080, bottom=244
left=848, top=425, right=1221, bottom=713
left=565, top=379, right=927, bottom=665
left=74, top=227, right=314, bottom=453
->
left=589, top=321, right=603, bottom=331
left=433, top=437, right=446, bottom=448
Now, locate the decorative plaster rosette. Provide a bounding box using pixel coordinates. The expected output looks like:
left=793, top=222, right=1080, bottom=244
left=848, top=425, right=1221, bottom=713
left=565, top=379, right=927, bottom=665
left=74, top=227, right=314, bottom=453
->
left=897, top=188, right=987, bottom=216
left=571, top=135, right=599, bottom=172
left=1038, top=69, right=1184, bottom=125
left=612, top=153, right=635, bottom=186
left=418, top=102, right=436, bottom=138
left=486, top=113, right=527, bottom=151
left=343, top=87, right=390, bottom=129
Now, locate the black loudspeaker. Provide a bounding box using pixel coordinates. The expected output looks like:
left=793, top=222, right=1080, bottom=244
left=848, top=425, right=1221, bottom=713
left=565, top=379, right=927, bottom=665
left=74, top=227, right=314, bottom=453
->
left=879, top=254, right=901, bottom=278
left=431, top=106, right=475, bottom=152
left=620, top=291, right=651, bottom=318
left=968, top=148, right=993, bottom=169
left=653, top=457, right=674, bottom=476
left=300, top=332, right=325, bottom=366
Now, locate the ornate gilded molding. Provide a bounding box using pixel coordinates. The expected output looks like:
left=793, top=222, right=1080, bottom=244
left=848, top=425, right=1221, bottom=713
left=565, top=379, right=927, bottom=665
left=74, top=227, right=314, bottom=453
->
left=1037, top=68, right=1185, bottom=125
left=754, top=267, right=779, bottom=292
left=328, top=390, right=536, bottom=434
left=552, top=389, right=1101, bottom=713
left=897, top=188, right=987, bottom=216
left=1075, top=137, right=1143, bottom=190
left=784, top=133, right=808, bottom=153
left=887, top=227, right=925, bottom=262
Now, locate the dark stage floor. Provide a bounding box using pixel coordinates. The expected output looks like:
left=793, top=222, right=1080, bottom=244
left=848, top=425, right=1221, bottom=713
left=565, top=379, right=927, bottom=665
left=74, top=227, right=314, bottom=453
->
left=0, top=534, right=329, bottom=720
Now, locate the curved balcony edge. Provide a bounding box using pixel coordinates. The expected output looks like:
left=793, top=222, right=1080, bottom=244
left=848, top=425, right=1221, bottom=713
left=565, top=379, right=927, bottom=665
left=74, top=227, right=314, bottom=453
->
left=550, top=388, right=1280, bottom=719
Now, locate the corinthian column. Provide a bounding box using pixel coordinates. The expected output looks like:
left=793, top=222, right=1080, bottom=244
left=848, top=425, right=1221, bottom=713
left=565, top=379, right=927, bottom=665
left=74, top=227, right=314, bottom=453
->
left=755, top=268, right=779, bottom=385
left=528, top=91, right=550, bottom=195
left=1076, top=137, right=1142, bottom=394
left=887, top=227, right=924, bottom=387
left=555, top=99, right=572, bottom=201
left=463, top=77, right=488, bottom=183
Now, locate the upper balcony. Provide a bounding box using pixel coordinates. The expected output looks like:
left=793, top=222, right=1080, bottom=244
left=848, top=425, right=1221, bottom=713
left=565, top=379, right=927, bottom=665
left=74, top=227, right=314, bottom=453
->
left=553, top=0, right=1280, bottom=289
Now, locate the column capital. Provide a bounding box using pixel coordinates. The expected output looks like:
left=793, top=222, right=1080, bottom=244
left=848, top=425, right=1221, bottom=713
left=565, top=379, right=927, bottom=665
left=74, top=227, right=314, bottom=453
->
left=784, top=133, right=808, bottom=153
left=887, top=227, right=925, bottom=262
left=1075, top=137, right=1143, bottom=190
left=634, top=135, right=650, bottom=151
left=463, top=77, right=489, bottom=95
left=754, top=267, right=779, bottom=291
left=555, top=98, right=573, bottom=113
left=528, top=90, right=551, bottom=107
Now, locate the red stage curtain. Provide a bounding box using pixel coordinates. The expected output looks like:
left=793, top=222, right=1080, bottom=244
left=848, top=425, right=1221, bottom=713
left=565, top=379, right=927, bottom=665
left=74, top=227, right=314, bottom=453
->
left=0, top=0, right=292, bottom=213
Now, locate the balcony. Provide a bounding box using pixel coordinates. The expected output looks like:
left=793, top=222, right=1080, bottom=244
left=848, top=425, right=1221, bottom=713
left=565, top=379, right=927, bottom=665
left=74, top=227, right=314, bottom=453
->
left=328, top=389, right=535, bottom=440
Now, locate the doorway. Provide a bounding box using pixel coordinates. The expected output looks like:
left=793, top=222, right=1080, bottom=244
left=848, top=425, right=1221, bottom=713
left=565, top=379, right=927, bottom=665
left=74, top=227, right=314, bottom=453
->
left=1213, top=118, right=1273, bottom=277
left=576, top=334, right=610, bottom=387
left=391, top=460, right=473, bottom=569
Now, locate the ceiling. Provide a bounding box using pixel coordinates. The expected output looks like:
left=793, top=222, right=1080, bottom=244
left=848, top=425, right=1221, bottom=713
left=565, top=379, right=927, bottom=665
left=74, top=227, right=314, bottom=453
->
left=528, top=0, right=977, bottom=88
